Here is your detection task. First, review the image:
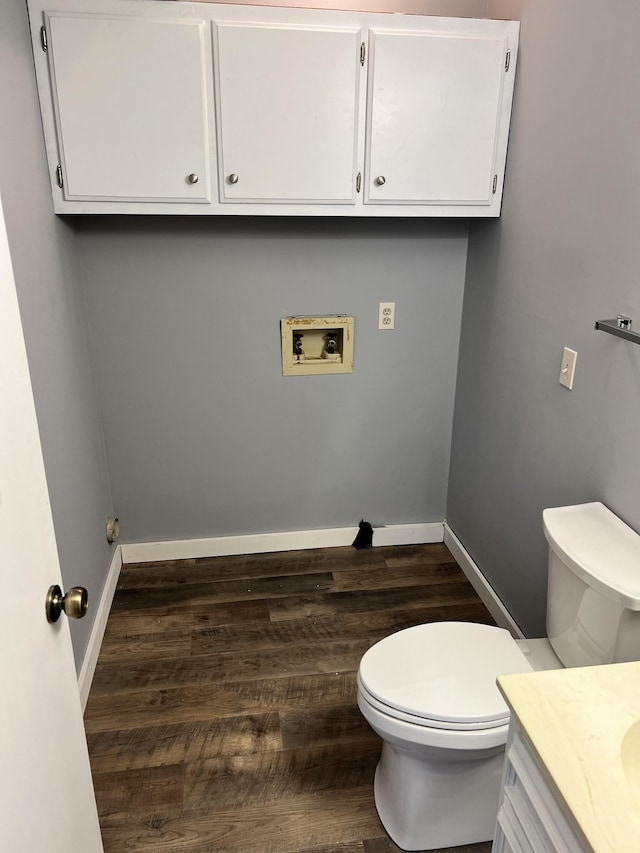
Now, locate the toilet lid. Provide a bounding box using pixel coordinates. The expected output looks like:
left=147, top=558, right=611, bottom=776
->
left=358, top=622, right=531, bottom=729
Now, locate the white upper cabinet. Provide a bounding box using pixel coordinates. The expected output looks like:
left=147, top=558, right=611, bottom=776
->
left=214, top=22, right=362, bottom=204
left=43, top=12, right=212, bottom=203
left=365, top=29, right=508, bottom=206
left=27, top=0, right=518, bottom=216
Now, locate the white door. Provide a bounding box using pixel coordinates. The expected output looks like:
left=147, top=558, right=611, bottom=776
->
left=45, top=13, right=211, bottom=203
left=365, top=29, right=507, bottom=205
left=214, top=22, right=362, bottom=203
left=0, top=195, right=103, bottom=852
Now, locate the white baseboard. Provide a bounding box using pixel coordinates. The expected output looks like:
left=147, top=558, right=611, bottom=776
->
left=443, top=523, right=524, bottom=639
left=78, top=546, right=123, bottom=711
left=373, top=522, right=444, bottom=547
left=120, top=521, right=445, bottom=564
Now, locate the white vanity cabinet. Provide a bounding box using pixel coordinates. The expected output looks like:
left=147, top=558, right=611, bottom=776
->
left=41, top=12, right=213, bottom=204
left=494, top=663, right=640, bottom=853
left=27, top=0, right=519, bottom=216
left=493, top=725, right=589, bottom=853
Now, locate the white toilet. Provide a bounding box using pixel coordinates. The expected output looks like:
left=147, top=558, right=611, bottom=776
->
left=357, top=502, right=640, bottom=851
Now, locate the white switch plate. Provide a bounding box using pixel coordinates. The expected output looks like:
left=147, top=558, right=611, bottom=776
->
left=378, top=302, right=395, bottom=330
left=559, top=347, right=577, bottom=390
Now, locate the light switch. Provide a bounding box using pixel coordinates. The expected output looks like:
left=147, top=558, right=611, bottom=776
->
left=559, top=347, right=577, bottom=390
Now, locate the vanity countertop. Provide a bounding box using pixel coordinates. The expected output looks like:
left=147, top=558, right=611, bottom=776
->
left=497, top=660, right=640, bottom=853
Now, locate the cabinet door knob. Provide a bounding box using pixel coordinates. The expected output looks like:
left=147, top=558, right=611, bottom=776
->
left=228, top=173, right=239, bottom=184
left=187, top=173, right=199, bottom=184
left=375, top=175, right=386, bottom=186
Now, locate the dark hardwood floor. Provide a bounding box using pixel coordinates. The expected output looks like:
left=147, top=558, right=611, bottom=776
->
left=84, top=542, right=496, bottom=853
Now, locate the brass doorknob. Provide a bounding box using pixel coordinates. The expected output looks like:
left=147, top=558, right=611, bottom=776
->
left=46, top=585, right=88, bottom=623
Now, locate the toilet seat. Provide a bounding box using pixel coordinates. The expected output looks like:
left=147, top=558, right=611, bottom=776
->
left=358, top=622, right=531, bottom=732
left=357, top=674, right=508, bottom=731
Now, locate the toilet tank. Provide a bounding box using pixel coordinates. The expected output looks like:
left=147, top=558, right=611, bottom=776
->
left=543, top=502, right=640, bottom=667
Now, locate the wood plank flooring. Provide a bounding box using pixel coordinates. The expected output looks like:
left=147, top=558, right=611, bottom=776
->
left=84, top=543, right=496, bottom=853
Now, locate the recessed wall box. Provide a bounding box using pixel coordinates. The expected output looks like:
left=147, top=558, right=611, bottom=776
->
left=281, top=316, right=354, bottom=376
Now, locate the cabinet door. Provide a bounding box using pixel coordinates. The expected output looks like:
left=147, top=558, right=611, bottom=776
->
left=214, top=22, right=362, bottom=204
left=45, top=13, right=211, bottom=202
left=365, top=29, right=508, bottom=206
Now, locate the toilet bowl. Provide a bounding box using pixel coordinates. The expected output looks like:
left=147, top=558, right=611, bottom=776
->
left=357, top=621, right=532, bottom=851
left=357, top=503, right=640, bottom=852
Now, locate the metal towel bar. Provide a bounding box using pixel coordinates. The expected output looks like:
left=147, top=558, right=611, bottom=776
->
left=594, top=316, right=640, bottom=345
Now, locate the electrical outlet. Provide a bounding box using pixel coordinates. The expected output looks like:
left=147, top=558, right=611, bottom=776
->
left=378, top=302, right=395, bottom=330
left=559, top=347, right=577, bottom=390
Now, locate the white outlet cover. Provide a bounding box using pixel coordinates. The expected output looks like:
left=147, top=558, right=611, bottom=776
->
left=378, top=302, right=395, bottom=330
left=559, top=347, right=577, bottom=390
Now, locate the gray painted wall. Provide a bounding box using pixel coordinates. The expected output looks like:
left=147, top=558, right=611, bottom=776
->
left=76, top=217, right=468, bottom=542
left=448, top=0, right=640, bottom=636
left=197, top=0, right=488, bottom=16
left=1, top=0, right=114, bottom=671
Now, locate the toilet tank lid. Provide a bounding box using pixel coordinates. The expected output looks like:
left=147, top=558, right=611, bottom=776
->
left=543, top=502, right=640, bottom=610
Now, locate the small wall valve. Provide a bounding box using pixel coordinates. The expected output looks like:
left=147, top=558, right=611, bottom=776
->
left=106, top=516, right=120, bottom=544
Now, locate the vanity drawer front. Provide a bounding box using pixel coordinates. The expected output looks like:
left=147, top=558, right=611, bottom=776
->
left=495, top=795, right=532, bottom=853
left=501, top=730, right=587, bottom=853
left=503, top=784, right=554, bottom=852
